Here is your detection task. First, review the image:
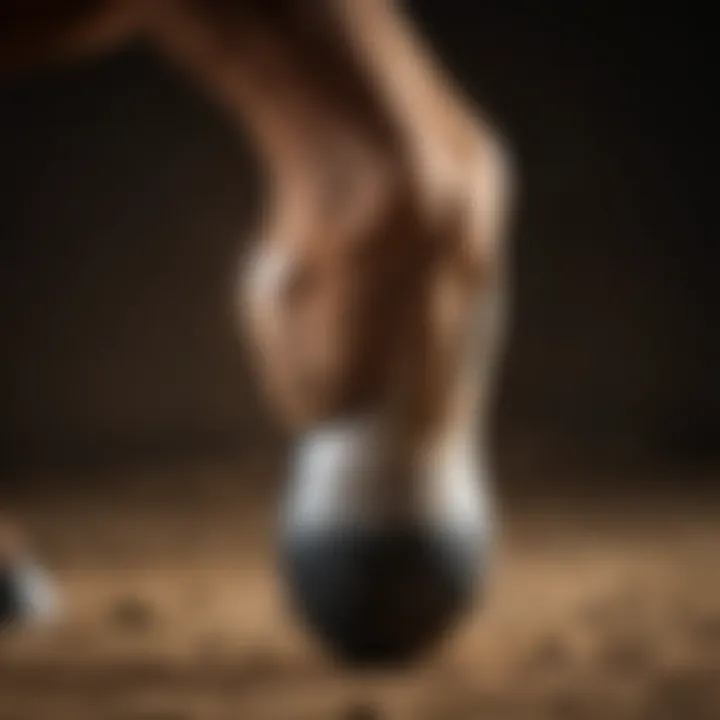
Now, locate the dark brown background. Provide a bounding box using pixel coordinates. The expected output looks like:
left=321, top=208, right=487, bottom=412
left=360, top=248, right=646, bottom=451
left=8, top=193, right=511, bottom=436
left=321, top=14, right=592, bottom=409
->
left=0, top=2, right=715, bottom=479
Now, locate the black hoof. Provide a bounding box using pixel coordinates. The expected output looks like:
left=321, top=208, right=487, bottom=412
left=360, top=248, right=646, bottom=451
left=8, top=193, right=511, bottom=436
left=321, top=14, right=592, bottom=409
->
left=0, top=568, right=21, bottom=629
left=0, top=562, right=57, bottom=632
left=280, top=524, right=484, bottom=667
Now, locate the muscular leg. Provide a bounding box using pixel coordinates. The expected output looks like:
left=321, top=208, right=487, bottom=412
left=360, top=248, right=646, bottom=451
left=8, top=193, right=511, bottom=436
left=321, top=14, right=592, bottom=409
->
left=2, top=2, right=511, bottom=427
left=2, top=0, right=512, bottom=503
left=1, top=1, right=513, bottom=659
left=149, top=1, right=512, bottom=436
left=151, top=2, right=514, bottom=663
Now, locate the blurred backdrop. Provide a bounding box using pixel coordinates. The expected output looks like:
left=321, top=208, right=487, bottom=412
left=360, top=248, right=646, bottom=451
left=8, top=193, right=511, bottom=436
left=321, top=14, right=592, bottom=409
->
left=0, top=3, right=715, bottom=486
left=0, top=4, right=717, bottom=719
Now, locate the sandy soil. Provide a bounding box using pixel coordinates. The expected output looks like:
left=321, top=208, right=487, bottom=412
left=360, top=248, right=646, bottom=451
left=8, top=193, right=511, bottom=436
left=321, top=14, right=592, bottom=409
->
left=1, top=466, right=719, bottom=719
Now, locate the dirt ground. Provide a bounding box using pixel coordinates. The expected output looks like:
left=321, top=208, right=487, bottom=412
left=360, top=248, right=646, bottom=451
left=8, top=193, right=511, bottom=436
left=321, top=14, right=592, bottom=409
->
left=1, top=464, right=719, bottom=720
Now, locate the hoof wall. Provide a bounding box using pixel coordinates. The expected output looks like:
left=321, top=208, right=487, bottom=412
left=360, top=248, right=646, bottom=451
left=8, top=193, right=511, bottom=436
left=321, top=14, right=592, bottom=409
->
left=281, top=525, right=483, bottom=666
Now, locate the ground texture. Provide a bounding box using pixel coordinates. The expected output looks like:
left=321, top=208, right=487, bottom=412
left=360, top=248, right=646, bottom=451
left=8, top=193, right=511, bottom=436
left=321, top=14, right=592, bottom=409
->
left=1, top=465, right=718, bottom=719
